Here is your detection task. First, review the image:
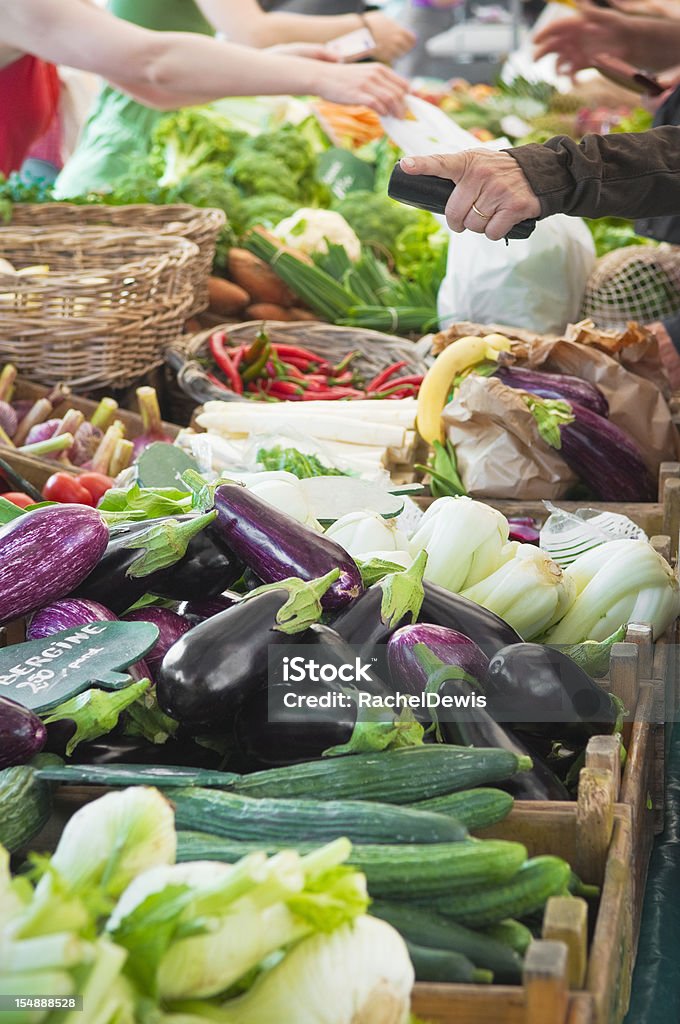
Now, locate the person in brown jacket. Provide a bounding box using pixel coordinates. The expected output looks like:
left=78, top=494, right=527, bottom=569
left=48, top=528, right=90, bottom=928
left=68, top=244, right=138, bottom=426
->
left=399, top=128, right=680, bottom=382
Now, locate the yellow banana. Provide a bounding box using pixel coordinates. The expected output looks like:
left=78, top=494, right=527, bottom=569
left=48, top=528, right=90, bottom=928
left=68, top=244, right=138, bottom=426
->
left=416, top=333, right=512, bottom=444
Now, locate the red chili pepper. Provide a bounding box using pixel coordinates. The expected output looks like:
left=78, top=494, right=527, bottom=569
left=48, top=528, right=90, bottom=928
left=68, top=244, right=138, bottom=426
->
left=332, top=351, right=358, bottom=375
left=268, top=380, right=305, bottom=398
left=330, top=371, right=355, bottom=386
left=302, top=387, right=364, bottom=400
left=230, top=346, right=245, bottom=372
left=207, top=372, right=231, bottom=392
left=280, top=363, right=305, bottom=380
left=271, top=343, right=330, bottom=367
left=375, top=374, right=424, bottom=393
left=209, top=331, right=244, bottom=394
left=367, top=360, right=409, bottom=393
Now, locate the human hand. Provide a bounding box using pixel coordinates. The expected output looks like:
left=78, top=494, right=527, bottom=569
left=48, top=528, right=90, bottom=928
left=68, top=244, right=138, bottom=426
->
left=363, top=11, right=416, bottom=63
left=400, top=151, right=541, bottom=241
left=267, top=42, right=338, bottom=61
left=319, top=62, right=409, bottom=116
left=608, top=0, right=680, bottom=18
left=647, top=321, right=680, bottom=388
left=533, top=3, right=633, bottom=75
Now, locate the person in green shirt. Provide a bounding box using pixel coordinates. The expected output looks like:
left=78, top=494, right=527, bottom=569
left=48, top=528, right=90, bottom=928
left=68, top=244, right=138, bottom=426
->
left=55, top=0, right=414, bottom=197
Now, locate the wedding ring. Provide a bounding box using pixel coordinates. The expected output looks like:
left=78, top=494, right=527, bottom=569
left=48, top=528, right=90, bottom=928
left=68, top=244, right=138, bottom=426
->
left=471, top=202, right=490, bottom=220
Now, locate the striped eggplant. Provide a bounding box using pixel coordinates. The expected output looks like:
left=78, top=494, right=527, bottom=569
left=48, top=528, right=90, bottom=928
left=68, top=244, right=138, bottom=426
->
left=0, top=505, right=108, bottom=624
left=559, top=403, right=655, bottom=502
left=0, top=695, right=46, bottom=768
left=496, top=366, right=609, bottom=417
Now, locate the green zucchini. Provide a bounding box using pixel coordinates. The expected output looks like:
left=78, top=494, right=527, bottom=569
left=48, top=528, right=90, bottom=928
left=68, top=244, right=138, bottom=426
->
left=406, top=942, right=493, bottom=985
left=35, top=763, right=240, bottom=788
left=176, top=831, right=528, bottom=899
left=434, top=856, right=572, bottom=927
left=0, top=765, right=52, bottom=853
left=482, top=919, right=533, bottom=957
left=233, top=747, right=532, bottom=803
left=170, top=787, right=468, bottom=845
left=411, top=789, right=513, bottom=831
left=371, top=901, right=522, bottom=982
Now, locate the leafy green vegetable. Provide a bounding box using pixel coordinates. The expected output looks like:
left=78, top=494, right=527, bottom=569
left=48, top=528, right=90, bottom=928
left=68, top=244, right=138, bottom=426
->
left=611, top=106, right=653, bottom=134
left=332, top=190, right=424, bottom=260
left=98, top=483, right=192, bottom=518
left=240, top=194, right=299, bottom=230
left=416, top=440, right=467, bottom=498
left=256, top=445, right=348, bottom=479
left=150, top=107, right=247, bottom=188
left=585, top=216, right=656, bottom=258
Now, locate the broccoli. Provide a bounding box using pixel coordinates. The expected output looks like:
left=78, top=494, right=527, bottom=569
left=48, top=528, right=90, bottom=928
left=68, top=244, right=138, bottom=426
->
left=150, top=107, right=247, bottom=188
left=240, top=194, right=299, bottom=230
left=332, top=190, right=423, bottom=260
left=229, top=151, right=301, bottom=201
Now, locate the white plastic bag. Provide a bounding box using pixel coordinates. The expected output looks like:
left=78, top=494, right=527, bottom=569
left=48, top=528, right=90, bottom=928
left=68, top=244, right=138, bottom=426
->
left=437, top=216, right=595, bottom=334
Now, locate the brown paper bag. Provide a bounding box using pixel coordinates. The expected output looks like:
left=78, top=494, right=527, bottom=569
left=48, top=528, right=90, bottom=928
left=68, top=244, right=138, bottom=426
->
left=523, top=337, right=680, bottom=474
left=443, top=376, right=578, bottom=500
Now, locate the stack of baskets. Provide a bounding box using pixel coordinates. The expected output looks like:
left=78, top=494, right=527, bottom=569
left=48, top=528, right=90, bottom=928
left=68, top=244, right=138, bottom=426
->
left=0, top=225, right=199, bottom=389
left=8, top=203, right=225, bottom=316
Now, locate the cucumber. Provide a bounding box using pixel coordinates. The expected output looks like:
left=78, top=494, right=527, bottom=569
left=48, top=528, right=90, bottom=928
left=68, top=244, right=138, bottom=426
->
left=0, top=764, right=52, bottom=853
left=176, top=832, right=528, bottom=899
left=406, top=942, right=493, bottom=985
left=371, top=901, right=522, bottom=982
left=412, top=789, right=513, bottom=831
left=434, top=856, right=572, bottom=928
left=170, top=787, right=468, bottom=845
left=35, top=763, right=240, bottom=788
left=482, top=919, right=533, bottom=957
left=233, top=746, right=532, bottom=803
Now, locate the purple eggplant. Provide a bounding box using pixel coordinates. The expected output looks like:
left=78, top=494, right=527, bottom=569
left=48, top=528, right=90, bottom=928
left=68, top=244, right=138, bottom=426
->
left=388, top=624, right=489, bottom=698
left=213, top=483, right=363, bottom=610
left=26, top=597, right=151, bottom=682
left=558, top=402, right=656, bottom=501
left=158, top=573, right=339, bottom=727
left=0, top=694, right=47, bottom=767
left=330, top=552, right=427, bottom=661
left=123, top=608, right=191, bottom=677
left=496, top=366, right=609, bottom=417
left=508, top=518, right=540, bottom=545
left=419, top=582, right=522, bottom=657
left=0, top=505, right=109, bottom=624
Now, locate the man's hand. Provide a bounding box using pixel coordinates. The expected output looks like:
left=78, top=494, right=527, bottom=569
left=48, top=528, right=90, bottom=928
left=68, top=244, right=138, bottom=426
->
left=363, top=12, right=416, bottom=63
left=320, top=62, right=409, bottom=116
left=400, top=151, right=541, bottom=241
left=608, top=0, right=680, bottom=19
left=533, top=4, right=633, bottom=75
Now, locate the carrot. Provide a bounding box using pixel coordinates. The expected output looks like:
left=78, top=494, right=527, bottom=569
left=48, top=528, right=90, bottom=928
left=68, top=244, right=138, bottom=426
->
left=228, top=249, right=296, bottom=307
left=207, top=276, right=250, bottom=316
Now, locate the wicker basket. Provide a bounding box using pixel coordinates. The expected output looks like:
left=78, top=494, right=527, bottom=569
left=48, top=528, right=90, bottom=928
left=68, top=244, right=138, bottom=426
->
left=9, top=204, right=225, bottom=316
left=173, top=320, right=430, bottom=405
left=0, top=226, right=197, bottom=388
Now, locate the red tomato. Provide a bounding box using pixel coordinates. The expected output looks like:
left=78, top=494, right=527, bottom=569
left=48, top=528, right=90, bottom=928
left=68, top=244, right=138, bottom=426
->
left=1, top=492, right=34, bottom=508
left=42, top=472, right=95, bottom=506
left=78, top=471, right=115, bottom=504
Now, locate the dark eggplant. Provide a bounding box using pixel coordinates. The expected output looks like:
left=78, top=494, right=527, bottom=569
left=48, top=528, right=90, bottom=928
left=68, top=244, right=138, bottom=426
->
left=74, top=511, right=233, bottom=614
left=231, top=624, right=421, bottom=768
left=330, top=552, right=427, bottom=660
left=557, top=402, right=655, bottom=502
left=179, top=593, right=240, bottom=624
left=484, top=643, right=620, bottom=744
left=419, top=581, right=523, bottom=657
left=157, top=573, right=339, bottom=728
left=496, top=366, right=609, bottom=417
left=0, top=694, right=46, bottom=767
left=415, top=649, right=569, bottom=800
left=123, top=607, right=191, bottom=677
left=213, top=483, right=363, bottom=610
left=72, top=735, right=223, bottom=769
left=388, top=624, right=489, bottom=698
left=0, top=505, right=109, bottom=624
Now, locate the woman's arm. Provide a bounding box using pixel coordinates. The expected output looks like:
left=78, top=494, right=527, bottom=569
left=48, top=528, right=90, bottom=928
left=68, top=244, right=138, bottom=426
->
left=0, top=0, right=408, bottom=113
left=194, top=0, right=415, bottom=63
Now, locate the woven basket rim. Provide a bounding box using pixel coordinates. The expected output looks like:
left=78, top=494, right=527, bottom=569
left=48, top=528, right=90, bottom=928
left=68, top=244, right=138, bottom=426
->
left=9, top=201, right=226, bottom=225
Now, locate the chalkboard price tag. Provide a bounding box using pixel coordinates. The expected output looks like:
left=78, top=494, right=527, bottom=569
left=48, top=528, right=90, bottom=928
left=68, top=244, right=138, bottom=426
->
left=0, top=620, right=159, bottom=713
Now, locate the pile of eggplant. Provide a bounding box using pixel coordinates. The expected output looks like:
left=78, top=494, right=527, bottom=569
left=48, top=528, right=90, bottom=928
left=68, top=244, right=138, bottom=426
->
left=0, top=483, right=621, bottom=800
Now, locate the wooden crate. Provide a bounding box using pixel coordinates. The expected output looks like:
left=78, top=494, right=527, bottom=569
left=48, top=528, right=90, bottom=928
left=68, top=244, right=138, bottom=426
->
left=412, top=769, right=634, bottom=1024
